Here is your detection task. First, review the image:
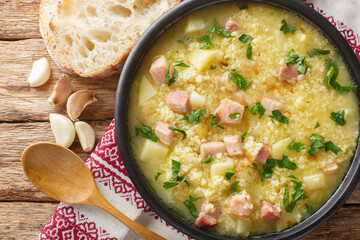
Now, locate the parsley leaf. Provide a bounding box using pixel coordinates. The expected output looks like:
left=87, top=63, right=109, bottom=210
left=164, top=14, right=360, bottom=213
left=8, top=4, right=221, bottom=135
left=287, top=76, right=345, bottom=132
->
left=198, top=34, right=214, bottom=49
left=284, top=49, right=308, bottom=74
left=276, top=155, right=297, bottom=170
left=315, top=122, right=320, bottom=129
left=229, top=111, right=241, bottom=120
left=270, top=110, right=289, bottom=124
left=286, top=141, right=306, bottom=152
left=163, top=182, right=179, bottom=189
left=174, top=60, right=190, bottom=68
left=210, top=65, right=217, bottom=70
left=168, top=126, right=187, bottom=140
left=280, top=19, right=297, bottom=35
left=308, top=134, right=325, bottom=156
left=325, top=141, right=342, bottom=155
left=231, top=181, right=240, bottom=195
left=262, top=158, right=276, bottom=179
left=208, top=18, right=234, bottom=38
left=202, top=154, right=214, bottom=164
left=177, top=37, right=190, bottom=43
left=230, top=69, right=252, bottom=91
left=181, top=109, right=206, bottom=124
left=225, top=169, right=236, bottom=180
left=238, top=34, right=253, bottom=44
left=184, top=195, right=201, bottom=218
left=155, top=172, right=162, bottom=181
left=306, top=204, right=315, bottom=215
left=171, top=159, right=181, bottom=177
left=210, top=114, right=225, bottom=129
left=307, top=48, right=330, bottom=58
left=238, top=3, right=248, bottom=9
left=288, top=175, right=299, bottom=180
left=241, top=131, right=247, bottom=142
left=247, top=170, right=252, bottom=176
left=250, top=102, right=266, bottom=119
left=246, top=44, right=253, bottom=60
left=165, top=63, right=178, bottom=86
left=325, top=59, right=357, bottom=92
left=163, top=160, right=190, bottom=189
left=283, top=179, right=308, bottom=213
left=330, top=109, right=346, bottom=126
left=135, top=123, right=159, bottom=142
left=252, top=163, right=265, bottom=183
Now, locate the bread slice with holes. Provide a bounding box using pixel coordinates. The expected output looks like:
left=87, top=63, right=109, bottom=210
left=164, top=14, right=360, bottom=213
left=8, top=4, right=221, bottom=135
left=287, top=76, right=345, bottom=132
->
left=39, top=0, right=179, bottom=78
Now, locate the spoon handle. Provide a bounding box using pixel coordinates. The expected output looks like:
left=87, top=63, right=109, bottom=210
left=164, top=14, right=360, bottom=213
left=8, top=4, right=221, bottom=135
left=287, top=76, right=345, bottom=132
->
left=92, top=193, right=166, bottom=240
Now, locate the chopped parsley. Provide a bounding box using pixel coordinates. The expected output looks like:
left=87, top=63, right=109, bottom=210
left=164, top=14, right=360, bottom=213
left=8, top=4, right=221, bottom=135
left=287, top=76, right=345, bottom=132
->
left=208, top=18, right=235, bottom=38
left=276, top=155, right=297, bottom=170
left=283, top=178, right=308, bottom=213
left=284, top=49, right=309, bottom=74
left=247, top=170, right=252, bottom=176
left=229, top=111, right=241, bottom=120
left=252, top=163, right=265, bottom=183
left=231, top=181, right=240, bottom=195
left=202, top=154, right=214, bottom=164
left=183, top=195, right=202, bottom=218
left=262, top=158, right=276, bottom=179
left=181, top=109, right=206, bottom=124
left=286, top=141, right=306, bottom=152
left=330, top=109, right=346, bottom=126
left=250, top=102, right=266, bottom=119
left=198, top=34, right=214, bottom=49
left=168, top=126, right=187, bottom=140
left=230, top=69, right=252, bottom=91
left=238, top=3, right=248, bottom=9
left=210, top=114, right=225, bottom=129
left=155, top=172, right=162, bottom=181
left=225, top=169, right=236, bottom=180
left=165, top=63, right=178, bottom=86
left=307, top=48, right=331, bottom=58
left=163, top=182, right=179, bottom=189
left=325, top=59, right=357, bottom=93
left=171, top=159, right=181, bottom=176
left=280, top=19, right=297, bottom=35
left=163, top=160, right=190, bottom=189
left=306, top=204, right=315, bottom=215
left=210, top=65, right=217, bottom=70
left=238, top=34, right=253, bottom=45
left=177, top=36, right=190, bottom=43
left=270, top=110, right=289, bottom=124
left=174, top=60, right=190, bottom=68
left=325, top=141, right=342, bottom=155
left=315, top=122, right=321, bottom=129
left=246, top=44, right=253, bottom=60
left=307, top=134, right=325, bottom=156
left=241, top=131, right=247, bottom=142
left=253, top=156, right=297, bottom=182
left=135, top=123, right=159, bottom=142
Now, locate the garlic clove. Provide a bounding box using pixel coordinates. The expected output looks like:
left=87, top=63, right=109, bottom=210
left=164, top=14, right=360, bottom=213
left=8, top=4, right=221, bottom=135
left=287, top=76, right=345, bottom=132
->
left=75, top=121, right=96, bottom=152
left=66, top=90, right=97, bottom=121
left=48, top=74, right=72, bottom=107
left=49, top=113, right=75, bottom=148
left=27, top=58, right=51, bottom=87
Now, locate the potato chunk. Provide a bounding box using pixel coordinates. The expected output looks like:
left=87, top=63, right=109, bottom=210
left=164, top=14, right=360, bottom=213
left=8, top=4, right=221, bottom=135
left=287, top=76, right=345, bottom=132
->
left=271, top=138, right=292, bottom=159
left=188, top=49, right=218, bottom=71
left=210, top=160, right=234, bottom=178
left=185, top=15, right=206, bottom=33
left=139, top=139, right=170, bottom=162
left=190, top=91, right=206, bottom=108
left=303, top=173, right=325, bottom=191
left=138, top=77, right=157, bottom=105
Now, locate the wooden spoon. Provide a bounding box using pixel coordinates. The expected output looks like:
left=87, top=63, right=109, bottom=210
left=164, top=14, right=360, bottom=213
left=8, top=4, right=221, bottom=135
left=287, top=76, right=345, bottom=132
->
left=22, top=142, right=165, bottom=240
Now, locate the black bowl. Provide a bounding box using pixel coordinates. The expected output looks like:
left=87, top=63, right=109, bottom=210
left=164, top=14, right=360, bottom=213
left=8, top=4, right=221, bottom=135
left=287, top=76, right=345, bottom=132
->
left=115, top=0, right=360, bottom=239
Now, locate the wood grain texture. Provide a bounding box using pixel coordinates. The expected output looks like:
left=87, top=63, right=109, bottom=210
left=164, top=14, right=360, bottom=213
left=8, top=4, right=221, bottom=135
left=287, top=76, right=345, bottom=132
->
left=0, top=39, right=119, bottom=122
left=0, top=0, right=41, bottom=39
left=0, top=120, right=112, bottom=201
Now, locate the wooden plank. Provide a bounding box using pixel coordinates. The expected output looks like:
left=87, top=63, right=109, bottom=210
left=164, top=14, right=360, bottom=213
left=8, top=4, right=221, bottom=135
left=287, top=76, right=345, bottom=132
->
left=0, top=202, right=360, bottom=239
left=0, top=0, right=41, bottom=39
left=0, top=120, right=112, bottom=202
left=0, top=39, right=119, bottom=122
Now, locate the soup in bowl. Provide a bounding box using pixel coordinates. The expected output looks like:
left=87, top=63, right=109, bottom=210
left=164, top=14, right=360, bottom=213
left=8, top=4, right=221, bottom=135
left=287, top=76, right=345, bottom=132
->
left=116, top=0, right=360, bottom=238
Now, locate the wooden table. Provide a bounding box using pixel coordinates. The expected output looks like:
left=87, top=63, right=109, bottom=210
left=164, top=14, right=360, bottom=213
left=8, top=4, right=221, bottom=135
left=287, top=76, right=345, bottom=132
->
left=0, top=1, right=359, bottom=239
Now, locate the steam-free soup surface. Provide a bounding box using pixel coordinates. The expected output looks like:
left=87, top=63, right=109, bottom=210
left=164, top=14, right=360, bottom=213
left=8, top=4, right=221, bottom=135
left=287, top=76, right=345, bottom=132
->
left=128, top=2, right=358, bottom=236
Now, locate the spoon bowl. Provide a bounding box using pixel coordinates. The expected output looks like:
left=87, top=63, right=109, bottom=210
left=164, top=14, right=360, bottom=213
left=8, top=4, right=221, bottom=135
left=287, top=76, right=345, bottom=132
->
left=22, top=142, right=165, bottom=240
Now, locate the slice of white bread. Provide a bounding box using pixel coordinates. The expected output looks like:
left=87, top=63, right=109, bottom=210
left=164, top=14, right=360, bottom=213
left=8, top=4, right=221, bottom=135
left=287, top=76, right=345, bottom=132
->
left=39, top=0, right=179, bottom=78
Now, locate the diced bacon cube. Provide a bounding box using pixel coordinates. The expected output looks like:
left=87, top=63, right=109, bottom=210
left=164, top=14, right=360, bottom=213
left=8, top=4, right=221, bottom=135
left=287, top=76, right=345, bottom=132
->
left=196, top=203, right=221, bottom=227
left=254, top=145, right=270, bottom=164
left=323, top=162, right=338, bottom=174
left=166, top=91, right=191, bottom=113
left=200, top=142, right=226, bottom=158
left=214, top=99, right=245, bottom=124
left=278, top=63, right=298, bottom=83
left=261, top=97, right=282, bottom=114
left=223, top=135, right=244, bottom=156
left=225, top=20, right=239, bottom=32
left=149, top=55, right=173, bottom=84
left=231, top=91, right=247, bottom=106
left=260, top=201, right=281, bottom=221
left=228, top=193, right=253, bottom=217
left=155, top=122, right=175, bottom=145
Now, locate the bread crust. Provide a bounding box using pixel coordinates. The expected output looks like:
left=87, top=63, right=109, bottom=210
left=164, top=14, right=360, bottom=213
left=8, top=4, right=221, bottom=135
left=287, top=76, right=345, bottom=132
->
left=39, top=0, right=180, bottom=78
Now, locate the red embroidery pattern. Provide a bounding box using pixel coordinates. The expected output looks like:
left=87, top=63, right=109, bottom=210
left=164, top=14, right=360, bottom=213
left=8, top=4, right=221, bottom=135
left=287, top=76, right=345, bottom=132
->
left=39, top=2, right=360, bottom=239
